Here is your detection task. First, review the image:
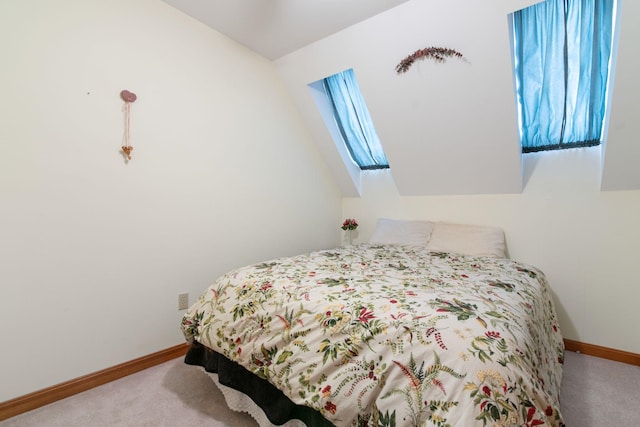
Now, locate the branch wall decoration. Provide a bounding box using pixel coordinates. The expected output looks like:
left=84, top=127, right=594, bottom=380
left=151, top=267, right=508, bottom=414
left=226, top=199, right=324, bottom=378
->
left=396, top=47, right=466, bottom=74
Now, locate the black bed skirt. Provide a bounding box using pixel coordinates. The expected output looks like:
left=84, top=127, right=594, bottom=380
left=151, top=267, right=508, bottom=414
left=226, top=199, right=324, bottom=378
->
left=184, top=342, right=335, bottom=427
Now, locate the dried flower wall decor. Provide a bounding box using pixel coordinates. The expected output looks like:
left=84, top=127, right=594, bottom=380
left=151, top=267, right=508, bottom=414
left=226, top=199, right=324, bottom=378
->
left=396, top=47, right=466, bottom=74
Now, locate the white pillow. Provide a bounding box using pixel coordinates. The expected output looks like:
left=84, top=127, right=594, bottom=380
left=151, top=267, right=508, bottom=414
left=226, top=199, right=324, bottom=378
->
left=369, top=218, right=434, bottom=247
left=425, top=222, right=507, bottom=258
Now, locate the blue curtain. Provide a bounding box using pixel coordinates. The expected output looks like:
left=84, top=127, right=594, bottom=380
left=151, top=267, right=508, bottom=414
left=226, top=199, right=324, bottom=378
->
left=513, top=0, right=615, bottom=153
left=323, top=69, right=389, bottom=169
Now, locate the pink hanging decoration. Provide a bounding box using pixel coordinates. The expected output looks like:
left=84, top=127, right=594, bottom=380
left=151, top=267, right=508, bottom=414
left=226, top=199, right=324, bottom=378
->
left=120, top=90, right=137, bottom=160
left=120, top=90, right=137, bottom=103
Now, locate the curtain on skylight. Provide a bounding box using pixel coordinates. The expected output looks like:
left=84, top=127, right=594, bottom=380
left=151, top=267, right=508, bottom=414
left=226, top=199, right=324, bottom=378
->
left=323, top=69, right=389, bottom=170
left=513, top=0, right=615, bottom=153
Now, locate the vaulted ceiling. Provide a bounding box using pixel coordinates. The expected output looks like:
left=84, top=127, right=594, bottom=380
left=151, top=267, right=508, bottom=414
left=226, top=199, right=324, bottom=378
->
left=160, top=0, right=410, bottom=60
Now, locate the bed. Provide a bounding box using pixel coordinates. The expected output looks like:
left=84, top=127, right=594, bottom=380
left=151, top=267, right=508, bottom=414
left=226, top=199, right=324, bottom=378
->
left=181, top=220, right=565, bottom=426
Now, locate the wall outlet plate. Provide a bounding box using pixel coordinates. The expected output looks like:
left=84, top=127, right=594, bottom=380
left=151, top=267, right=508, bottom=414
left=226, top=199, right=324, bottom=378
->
left=178, top=293, right=189, bottom=310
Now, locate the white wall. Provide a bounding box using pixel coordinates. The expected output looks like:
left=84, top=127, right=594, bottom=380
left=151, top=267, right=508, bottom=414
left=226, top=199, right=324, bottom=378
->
left=601, top=0, right=640, bottom=190
left=343, top=148, right=640, bottom=354
left=0, top=0, right=341, bottom=402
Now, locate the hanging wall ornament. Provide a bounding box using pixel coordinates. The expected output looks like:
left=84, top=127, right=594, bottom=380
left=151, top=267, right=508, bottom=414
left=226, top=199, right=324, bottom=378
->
left=120, top=89, right=137, bottom=161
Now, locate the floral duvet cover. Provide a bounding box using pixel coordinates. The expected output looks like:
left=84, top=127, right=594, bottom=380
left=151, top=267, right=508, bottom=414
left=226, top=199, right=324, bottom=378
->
left=181, top=244, right=565, bottom=427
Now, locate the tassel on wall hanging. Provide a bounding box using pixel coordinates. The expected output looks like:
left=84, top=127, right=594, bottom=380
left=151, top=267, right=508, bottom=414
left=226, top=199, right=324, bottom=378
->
left=395, top=47, right=466, bottom=74
left=120, top=89, right=137, bottom=161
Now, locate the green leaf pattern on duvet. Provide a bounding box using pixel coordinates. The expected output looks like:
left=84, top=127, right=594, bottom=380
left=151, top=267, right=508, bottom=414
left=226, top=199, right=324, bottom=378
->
left=181, top=244, right=565, bottom=426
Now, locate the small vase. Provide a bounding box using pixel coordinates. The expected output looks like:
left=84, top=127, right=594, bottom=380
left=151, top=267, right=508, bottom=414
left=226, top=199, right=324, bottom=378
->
left=348, top=230, right=353, bottom=245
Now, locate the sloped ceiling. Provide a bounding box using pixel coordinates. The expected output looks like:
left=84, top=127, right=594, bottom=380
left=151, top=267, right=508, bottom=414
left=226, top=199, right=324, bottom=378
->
left=160, top=0, right=410, bottom=60
left=161, top=0, right=640, bottom=197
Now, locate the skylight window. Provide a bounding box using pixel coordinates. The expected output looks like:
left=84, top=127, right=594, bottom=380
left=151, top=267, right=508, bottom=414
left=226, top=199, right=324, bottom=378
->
left=512, top=0, right=617, bottom=153
left=316, top=69, right=389, bottom=170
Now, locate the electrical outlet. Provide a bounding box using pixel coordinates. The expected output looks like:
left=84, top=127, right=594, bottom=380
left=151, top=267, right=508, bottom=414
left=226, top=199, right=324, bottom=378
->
left=178, top=293, right=189, bottom=310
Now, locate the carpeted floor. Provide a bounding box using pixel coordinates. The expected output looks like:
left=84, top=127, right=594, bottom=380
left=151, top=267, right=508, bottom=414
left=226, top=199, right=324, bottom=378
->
left=1, top=350, right=638, bottom=426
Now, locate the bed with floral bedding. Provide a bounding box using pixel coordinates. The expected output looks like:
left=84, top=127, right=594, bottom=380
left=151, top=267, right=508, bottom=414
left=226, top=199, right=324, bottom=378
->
left=181, top=243, right=565, bottom=427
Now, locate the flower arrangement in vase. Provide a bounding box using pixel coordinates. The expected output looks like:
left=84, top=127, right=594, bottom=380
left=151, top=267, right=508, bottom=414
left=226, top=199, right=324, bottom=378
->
left=341, top=218, right=358, bottom=245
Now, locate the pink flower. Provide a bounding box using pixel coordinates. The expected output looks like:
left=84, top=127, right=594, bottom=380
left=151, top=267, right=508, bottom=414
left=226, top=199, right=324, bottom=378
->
left=322, top=385, right=332, bottom=397
left=485, top=331, right=501, bottom=339
left=324, top=401, right=337, bottom=414
left=341, top=218, right=358, bottom=230
left=261, top=282, right=272, bottom=291
left=358, top=307, right=376, bottom=323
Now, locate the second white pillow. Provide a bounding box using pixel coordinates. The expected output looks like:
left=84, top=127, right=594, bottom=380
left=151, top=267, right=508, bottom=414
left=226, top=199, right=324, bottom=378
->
left=369, top=218, right=434, bottom=247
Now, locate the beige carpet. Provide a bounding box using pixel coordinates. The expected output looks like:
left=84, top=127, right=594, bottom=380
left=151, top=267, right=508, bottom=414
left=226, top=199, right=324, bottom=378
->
left=1, top=350, right=638, bottom=426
